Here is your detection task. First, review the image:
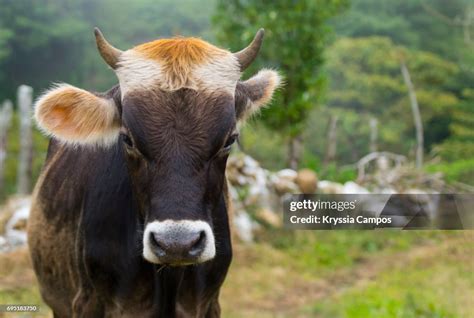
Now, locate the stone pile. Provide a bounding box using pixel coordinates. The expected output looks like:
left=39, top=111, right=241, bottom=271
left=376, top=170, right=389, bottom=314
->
left=0, top=196, right=30, bottom=252
left=227, top=154, right=318, bottom=241
left=0, top=154, right=458, bottom=249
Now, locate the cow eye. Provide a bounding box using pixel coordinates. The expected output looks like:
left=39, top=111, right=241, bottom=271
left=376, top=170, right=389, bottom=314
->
left=121, top=133, right=134, bottom=148
left=223, top=133, right=238, bottom=151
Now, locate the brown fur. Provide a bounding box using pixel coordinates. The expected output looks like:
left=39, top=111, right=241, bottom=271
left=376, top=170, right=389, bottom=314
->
left=29, top=30, right=282, bottom=318
left=28, top=144, right=81, bottom=317
left=122, top=88, right=235, bottom=163
left=135, top=37, right=226, bottom=70
left=126, top=38, right=233, bottom=93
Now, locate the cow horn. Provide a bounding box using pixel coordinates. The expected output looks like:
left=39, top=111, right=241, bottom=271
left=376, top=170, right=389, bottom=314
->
left=234, top=29, right=265, bottom=71
left=94, top=27, right=123, bottom=69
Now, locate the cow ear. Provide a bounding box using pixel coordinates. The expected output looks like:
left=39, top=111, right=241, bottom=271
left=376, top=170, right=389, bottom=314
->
left=35, top=84, right=120, bottom=146
left=235, top=69, right=281, bottom=122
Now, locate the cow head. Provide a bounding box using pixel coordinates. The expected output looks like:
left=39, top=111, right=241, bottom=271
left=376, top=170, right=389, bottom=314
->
left=34, top=28, right=280, bottom=266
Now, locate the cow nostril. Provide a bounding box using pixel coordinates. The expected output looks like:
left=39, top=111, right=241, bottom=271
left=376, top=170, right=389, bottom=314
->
left=149, top=229, right=206, bottom=260
left=150, top=233, right=166, bottom=257
left=189, top=231, right=206, bottom=257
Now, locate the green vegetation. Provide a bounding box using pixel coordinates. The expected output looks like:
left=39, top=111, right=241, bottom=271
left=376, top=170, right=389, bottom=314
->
left=214, top=0, right=349, bottom=168
left=1, top=232, right=470, bottom=318
left=221, top=231, right=471, bottom=317
left=225, top=0, right=474, bottom=185
left=0, top=2, right=472, bottom=317
left=328, top=0, right=474, bottom=184
left=311, top=234, right=473, bottom=318
left=325, top=37, right=458, bottom=154
left=0, top=0, right=215, bottom=100
left=430, top=89, right=474, bottom=184
left=2, top=112, right=48, bottom=198
left=0, top=0, right=472, bottom=190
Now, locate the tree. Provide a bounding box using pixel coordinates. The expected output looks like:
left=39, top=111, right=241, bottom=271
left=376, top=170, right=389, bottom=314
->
left=324, top=37, right=459, bottom=161
left=0, top=0, right=91, bottom=100
left=213, top=0, right=348, bottom=169
left=434, top=89, right=474, bottom=162
left=0, top=0, right=216, bottom=100
left=400, top=61, right=423, bottom=168
left=332, top=0, right=471, bottom=60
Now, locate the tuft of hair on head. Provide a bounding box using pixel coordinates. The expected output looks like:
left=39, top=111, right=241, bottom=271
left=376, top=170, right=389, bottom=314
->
left=132, top=38, right=229, bottom=90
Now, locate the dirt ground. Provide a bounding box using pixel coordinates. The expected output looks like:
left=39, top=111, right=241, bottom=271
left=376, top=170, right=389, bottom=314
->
left=0, top=232, right=472, bottom=318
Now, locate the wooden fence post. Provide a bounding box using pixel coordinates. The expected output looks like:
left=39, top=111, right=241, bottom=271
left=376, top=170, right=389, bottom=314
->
left=17, top=85, right=34, bottom=195
left=0, top=100, right=13, bottom=195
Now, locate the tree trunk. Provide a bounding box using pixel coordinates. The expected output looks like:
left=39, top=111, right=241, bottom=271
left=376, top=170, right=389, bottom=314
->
left=345, top=131, right=360, bottom=163
left=323, top=115, right=339, bottom=166
left=0, top=100, right=13, bottom=195
left=369, top=117, right=378, bottom=153
left=287, top=134, right=302, bottom=170
left=17, top=85, right=33, bottom=195
left=401, top=62, right=424, bottom=169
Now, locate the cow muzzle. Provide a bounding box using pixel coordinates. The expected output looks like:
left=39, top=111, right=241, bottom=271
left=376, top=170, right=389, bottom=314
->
left=143, top=220, right=216, bottom=265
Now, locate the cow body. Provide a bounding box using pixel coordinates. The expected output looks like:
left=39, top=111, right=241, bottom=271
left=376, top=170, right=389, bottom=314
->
left=29, top=137, right=231, bottom=317
left=28, top=29, right=280, bottom=317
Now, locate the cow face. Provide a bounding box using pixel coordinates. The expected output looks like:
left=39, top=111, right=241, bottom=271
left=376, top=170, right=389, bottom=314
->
left=34, top=29, right=280, bottom=266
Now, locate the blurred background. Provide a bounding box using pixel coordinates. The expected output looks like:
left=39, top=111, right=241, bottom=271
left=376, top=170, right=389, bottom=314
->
left=0, top=0, right=472, bottom=317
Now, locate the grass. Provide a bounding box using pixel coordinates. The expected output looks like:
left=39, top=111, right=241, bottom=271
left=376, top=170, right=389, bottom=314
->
left=258, top=230, right=444, bottom=276
left=0, top=248, right=49, bottom=317
left=0, top=232, right=471, bottom=318
left=220, top=231, right=472, bottom=317
left=310, top=234, right=473, bottom=318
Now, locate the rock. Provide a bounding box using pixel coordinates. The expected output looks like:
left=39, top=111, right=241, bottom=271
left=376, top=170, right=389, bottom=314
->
left=0, top=196, right=31, bottom=251
left=296, top=169, right=318, bottom=193
left=0, top=207, right=13, bottom=236
left=0, top=236, right=7, bottom=252
left=228, top=154, right=245, bottom=170
left=246, top=168, right=270, bottom=207
left=378, top=187, right=398, bottom=194
left=5, top=201, right=30, bottom=247
left=343, top=181, right=370, bottom=194
left=241, top=155, right=261, bottom=174
left=228, top=184, right=240, bottom=201
left=12, top=218, right=27, bottom=231
left=405, top=189, right=431, bottom=204
left=233, top=212, right=259, bottom=243
left=270, top=169, right=299, bottom=194
left=227, top=155, right=272, bottom=208
left=318, top=180, right=344, bottom=194
left=255, top=207, right=282, bottom=227
left=275, top=169, right=298, bottom=180
left=0, top=196, right=31, bottom=232
left=226, top=155, right=247, bottom=185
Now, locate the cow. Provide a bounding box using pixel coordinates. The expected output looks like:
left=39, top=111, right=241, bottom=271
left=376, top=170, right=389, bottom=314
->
left=27, top=28, right=280, bottom=318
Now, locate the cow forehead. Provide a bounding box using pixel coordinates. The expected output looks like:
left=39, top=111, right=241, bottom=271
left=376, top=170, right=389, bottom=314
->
left=121, top=89, right=236, bottom=151
left=122, top=88, right=235, bottom=120
left=116, top=37, right=241, bottom=96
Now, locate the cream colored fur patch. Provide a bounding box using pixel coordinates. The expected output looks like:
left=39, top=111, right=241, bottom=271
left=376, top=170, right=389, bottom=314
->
left=34, top=84, right=120, bottom=146
left=115, top=38, right=240, bottom=96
